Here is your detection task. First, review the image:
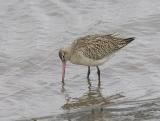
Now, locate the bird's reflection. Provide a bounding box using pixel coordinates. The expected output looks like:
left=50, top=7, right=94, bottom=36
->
left=60, top=79, right=124, bottom=121
left=61, top=81, right=66, bottom=93
left=61, top=79, right=124, bottom=110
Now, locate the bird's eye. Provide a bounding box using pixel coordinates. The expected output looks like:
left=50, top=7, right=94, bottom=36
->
left=62, top=55, right=65, bottom=60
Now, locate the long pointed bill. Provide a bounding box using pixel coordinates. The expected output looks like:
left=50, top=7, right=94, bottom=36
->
left=62, top=61, right=66, bottom=82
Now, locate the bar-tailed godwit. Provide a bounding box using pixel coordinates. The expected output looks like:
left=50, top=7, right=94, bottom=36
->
left=59, top=34, right=135, bottom=83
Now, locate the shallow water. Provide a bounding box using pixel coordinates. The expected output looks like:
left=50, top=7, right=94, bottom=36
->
left=0, top=0, right=160, bottom=121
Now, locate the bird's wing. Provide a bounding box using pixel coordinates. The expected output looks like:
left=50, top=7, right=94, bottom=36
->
left=71, top=34, right=124, bottom=60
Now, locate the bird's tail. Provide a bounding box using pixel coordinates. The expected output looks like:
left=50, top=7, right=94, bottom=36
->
left=123, top=37, right=135, bottom=44
left=117, top=37, right=135, bottom=49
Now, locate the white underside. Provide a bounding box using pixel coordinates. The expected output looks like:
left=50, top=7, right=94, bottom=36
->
left=70, top=51, right=114, bottom=66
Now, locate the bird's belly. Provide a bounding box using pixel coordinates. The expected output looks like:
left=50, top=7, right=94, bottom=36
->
left=70, top=53, right=110, bottom=66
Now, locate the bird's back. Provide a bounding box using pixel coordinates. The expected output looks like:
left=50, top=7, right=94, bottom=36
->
left=71, top=34, right=135, bottom=60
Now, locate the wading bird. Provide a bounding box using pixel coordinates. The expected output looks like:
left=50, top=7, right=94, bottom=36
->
left=59, top=34, right=135, bottom=83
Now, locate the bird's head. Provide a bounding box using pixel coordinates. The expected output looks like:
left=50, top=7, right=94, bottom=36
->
left=59, top=48, right=71, bottom=62
left=58, top=47, right=71, bottom=82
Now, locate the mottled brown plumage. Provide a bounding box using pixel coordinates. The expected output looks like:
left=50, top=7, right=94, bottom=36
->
left=59, top=33, right=135, bottom=82
left=71, top=34, right=134, bottom=60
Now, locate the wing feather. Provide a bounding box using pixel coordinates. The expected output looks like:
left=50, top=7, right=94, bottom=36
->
left=71, top=34, right=127, bottom=60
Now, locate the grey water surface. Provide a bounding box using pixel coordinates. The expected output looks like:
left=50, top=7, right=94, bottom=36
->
left=0, top=0, right=160, bottom=121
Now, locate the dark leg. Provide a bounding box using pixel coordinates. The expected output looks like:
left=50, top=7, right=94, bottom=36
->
left=87, top=66, right=90, bottom=80
left=97, top=66, right=100, bottom=83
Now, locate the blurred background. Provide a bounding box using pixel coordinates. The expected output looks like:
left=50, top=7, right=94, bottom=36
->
left=0, top=0, right=160, bottom=121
